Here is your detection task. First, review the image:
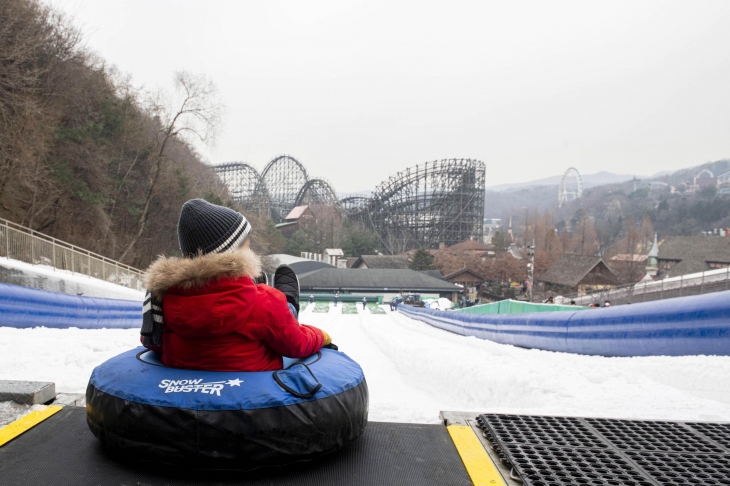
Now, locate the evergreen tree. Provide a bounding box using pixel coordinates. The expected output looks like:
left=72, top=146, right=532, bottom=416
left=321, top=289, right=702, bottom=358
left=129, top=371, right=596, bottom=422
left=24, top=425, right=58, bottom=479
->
left=260, top=219, right=287, bottom=254
left=409, top=248, right=436, bottom=271
left=340, top=221, right=380, bottom=257
left=285, top=230, right=313, bottom=257
left=492, top=231, right=510, bottom=252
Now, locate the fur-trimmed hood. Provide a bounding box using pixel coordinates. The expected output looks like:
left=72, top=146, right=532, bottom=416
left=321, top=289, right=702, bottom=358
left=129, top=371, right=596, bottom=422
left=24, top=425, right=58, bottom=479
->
left=144, top=249, right=262, bottom=299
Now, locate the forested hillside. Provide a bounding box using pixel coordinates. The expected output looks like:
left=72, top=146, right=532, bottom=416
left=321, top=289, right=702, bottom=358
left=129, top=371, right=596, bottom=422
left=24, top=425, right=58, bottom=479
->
left=0, top=0, right=241, bottom=268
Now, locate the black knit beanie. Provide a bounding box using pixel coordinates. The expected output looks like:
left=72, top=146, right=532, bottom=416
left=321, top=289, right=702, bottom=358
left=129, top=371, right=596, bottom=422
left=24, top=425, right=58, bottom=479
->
left=177, top=199, right=252, bottom=257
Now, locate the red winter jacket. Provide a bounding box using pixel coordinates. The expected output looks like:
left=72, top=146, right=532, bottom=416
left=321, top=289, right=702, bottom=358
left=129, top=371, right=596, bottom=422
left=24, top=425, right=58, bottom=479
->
left=142, top=250, right=324, bottom=372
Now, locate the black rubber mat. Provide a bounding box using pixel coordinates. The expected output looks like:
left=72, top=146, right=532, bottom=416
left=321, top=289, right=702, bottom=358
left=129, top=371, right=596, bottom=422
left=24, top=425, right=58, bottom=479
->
left=477, top=414, right=730, bottom=486
left=0, top=407, right=472, bottom=486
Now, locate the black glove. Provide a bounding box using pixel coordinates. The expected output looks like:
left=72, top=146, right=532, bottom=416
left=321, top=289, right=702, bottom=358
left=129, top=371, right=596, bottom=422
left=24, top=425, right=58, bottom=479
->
left=322, top=343, right=339, bottom=351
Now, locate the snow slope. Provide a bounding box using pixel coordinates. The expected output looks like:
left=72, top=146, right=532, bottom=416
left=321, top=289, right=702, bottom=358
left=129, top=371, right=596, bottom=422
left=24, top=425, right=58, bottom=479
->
left=1, top=304, right=729, bottom=424
left=0, top=257, right=145, bottom=301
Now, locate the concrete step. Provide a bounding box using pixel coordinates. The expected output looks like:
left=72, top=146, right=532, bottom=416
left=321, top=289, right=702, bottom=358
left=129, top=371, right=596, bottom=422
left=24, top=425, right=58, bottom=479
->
left=0, top=380, right=56, bottom=405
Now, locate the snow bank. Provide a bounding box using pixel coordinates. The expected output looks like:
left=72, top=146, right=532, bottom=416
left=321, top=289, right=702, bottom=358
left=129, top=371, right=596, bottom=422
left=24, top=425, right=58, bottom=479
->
left=0, top=402, right=48, bottom=428
left=0, top=257, right=144, bottom=301
left=1, top=304, right=729, bottom=424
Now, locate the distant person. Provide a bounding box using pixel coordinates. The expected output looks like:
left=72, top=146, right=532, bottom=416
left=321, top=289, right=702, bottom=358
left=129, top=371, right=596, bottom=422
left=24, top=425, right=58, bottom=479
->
left=334, top=292, right=339, bottom=307
left=459, top=299, right=464, bottom=309
left=545, top=296, right=554, bottom=304
left=309, top=294, right=314, bottom=305
left=603, top=300, right=611, bottom=307
left=570, top=300, right=576, bottom=305
left=362, top=297, right=367, bottom=310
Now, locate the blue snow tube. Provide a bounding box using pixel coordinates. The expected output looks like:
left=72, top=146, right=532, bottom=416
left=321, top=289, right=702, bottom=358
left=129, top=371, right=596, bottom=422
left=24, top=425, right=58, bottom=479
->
left=86, top=347, right=368, bottom=469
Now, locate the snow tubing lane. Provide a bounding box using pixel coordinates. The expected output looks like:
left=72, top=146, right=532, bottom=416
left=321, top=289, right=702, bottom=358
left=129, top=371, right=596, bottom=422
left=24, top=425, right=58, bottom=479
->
left=86, top=347, right=369, bottom=469
left=399, top=290, right=730, bottom=357
left=0, top=282, right=141, bottom=329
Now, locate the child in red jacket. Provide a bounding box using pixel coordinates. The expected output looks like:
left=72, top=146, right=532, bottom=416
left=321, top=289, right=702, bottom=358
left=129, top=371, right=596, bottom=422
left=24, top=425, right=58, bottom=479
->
left=140, top=199, right=331, bottom=371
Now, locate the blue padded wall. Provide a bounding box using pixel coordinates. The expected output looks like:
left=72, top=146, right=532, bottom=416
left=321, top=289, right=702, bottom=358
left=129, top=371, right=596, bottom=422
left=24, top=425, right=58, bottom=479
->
left=399, top=291, right=730, bottom=357
left=0, top=283, right=142, bottom=329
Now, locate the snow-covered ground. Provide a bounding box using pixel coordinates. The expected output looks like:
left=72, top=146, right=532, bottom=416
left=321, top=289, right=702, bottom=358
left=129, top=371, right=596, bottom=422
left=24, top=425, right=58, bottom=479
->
left=0, top=402, right=48, bottom=428
left=1, top=303, right=729, bottom=424
left=0, top=257, right=145, bottom=301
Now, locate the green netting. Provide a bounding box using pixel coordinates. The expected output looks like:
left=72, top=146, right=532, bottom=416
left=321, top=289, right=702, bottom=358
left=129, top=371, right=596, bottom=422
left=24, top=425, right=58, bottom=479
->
left=456, top=299, right=585, bottom=315
left=306, top=294, right=383, bottom=303
left=312, top=302, right=330, bottom=313
left=367, top=303, right=386, bottom=315
left=342, top=303, right=358, bottom=314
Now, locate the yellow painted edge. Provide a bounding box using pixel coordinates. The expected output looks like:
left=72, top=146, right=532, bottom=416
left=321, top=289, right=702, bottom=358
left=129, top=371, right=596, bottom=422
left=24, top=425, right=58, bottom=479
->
left=448, top=424, right=507, bottom=486
left=0, top=405, right=63, bottom=447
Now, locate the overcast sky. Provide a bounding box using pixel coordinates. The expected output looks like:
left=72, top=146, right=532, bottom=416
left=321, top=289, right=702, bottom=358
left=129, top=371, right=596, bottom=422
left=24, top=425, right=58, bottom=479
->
left=55, top=0, right=730, bottom=192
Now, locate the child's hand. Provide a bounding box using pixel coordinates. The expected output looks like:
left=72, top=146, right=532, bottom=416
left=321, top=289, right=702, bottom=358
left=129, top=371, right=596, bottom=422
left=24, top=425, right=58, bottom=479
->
left=321, top=329, right=332, bottom=346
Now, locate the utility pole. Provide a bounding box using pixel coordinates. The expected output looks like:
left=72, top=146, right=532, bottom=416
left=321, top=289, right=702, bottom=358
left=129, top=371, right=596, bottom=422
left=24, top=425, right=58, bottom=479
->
left=527, top=239, right=535, bottom=302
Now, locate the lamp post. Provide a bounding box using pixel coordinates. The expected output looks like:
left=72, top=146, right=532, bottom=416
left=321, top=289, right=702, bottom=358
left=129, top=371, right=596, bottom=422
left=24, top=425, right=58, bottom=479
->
left=527, top=240, right=535, bottom=302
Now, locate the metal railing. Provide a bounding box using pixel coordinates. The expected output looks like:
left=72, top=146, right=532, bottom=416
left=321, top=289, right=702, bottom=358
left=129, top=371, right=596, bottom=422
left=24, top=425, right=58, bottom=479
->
left=560, top=266, right=730, bottom=306
left=0, top=217, right=144, bottom=291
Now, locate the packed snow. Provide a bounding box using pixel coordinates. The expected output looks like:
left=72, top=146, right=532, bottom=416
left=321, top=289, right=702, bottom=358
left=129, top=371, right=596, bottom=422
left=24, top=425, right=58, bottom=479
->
left=1, top=303, right=729, bottom=424
left=0, top=257, right=145, bottom=301
left=0, top=402, right=48, bottom=428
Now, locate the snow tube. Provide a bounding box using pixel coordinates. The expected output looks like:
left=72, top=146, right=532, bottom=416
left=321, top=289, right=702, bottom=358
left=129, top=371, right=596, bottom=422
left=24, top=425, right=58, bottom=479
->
left=86, top=347, right=368, bottom=469
left=399, top=291, right=730, bottom=357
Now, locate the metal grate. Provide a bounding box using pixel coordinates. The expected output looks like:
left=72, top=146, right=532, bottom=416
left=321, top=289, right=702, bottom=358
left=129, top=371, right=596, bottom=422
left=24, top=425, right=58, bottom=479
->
left=477, top=414, right=730, bottom=486
left=687, top=422, right=730, bottom=450
left=501, top=443, right=653, bottom=486
left=625, top=450, right=730, bottom=486
left=479, top=414, right=608, bottom=450
left=586, top=418, right=724, bottom=454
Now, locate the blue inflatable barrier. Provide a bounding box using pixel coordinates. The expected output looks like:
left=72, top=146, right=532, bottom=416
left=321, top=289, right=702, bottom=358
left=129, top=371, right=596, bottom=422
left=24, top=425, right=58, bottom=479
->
left=399, top=291, right=730, bottom=357
left=0, top=282, right=141, bottom=329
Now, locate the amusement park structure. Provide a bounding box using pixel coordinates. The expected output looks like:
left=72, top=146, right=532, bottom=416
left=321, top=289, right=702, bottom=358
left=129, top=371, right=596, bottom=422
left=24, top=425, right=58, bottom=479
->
left=214, top=156, right=486, bottom=253
left=558, top=167, right=583, bottom=207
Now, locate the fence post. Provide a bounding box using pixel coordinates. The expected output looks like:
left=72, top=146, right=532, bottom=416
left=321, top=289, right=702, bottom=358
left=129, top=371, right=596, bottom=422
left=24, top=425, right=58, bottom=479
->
left=52, top=240, right=56, bottom=271
left=4, top=220, right=9, bottom=258
left=661, top=279, right=664, bottom=300
left=31, top=237, right=34, bottom=264
left=71, top=251, right=74, bottom=275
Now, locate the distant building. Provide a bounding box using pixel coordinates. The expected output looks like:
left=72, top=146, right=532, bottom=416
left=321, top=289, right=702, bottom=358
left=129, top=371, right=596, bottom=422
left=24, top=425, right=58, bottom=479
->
left=344, top=257, right=359, bottom=268
left=657, top=236, right=730, bottom=278
left=483, top=218, right=501, bottom=244
left=419, top=269, right=444, bottom=280
left=275, top=205, right=315, bottom=238
left=440, top=240, right=495, bottom=258
left=300, top=248, right=346, bottom=267
left=298, top=268, right=460, bottom=301
left=442, top=268, right=486, bottom=298
left=351, top=255, right=410, bottom=269
left=644, top=233, right=659, bottom=280
left=267, top=254, right=335, bottom=275
left=684, top=169, right=717, bottom=194
left=538, top=255, right=618, bottom=295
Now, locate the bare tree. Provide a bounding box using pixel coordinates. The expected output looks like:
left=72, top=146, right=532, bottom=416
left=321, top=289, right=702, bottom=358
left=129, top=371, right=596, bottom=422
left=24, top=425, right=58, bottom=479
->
left=118, top=72, right=223, bottom=262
